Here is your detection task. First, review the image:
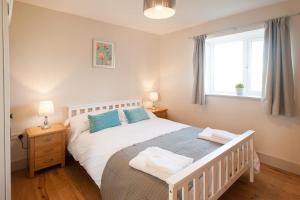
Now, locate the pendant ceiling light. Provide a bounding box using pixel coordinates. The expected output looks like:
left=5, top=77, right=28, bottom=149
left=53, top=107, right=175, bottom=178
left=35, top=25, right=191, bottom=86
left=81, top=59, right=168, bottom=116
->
left=144, top=0, right=176, bottom=19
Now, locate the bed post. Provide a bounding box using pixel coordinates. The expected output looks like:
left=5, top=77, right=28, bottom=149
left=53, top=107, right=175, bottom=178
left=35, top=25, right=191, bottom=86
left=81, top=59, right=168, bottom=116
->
left=249, top=137, right=254, bottom=183
left=169, top=184, right=176, bottom=200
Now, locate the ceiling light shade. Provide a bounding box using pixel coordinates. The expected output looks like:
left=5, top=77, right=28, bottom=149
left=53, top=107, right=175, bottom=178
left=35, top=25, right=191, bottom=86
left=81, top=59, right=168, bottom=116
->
left=144, top=0, right=176, bottom=19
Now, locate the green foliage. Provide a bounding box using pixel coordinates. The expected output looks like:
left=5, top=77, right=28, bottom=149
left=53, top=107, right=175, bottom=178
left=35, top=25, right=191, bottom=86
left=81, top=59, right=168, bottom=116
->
left=235, top=83, right=244, bottom=88
left=96, top=42, right=113, bottom=66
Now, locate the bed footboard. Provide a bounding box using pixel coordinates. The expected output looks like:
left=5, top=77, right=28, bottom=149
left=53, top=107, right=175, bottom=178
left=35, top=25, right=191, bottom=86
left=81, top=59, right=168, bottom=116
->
left=167, top=130, right=255, bottom=200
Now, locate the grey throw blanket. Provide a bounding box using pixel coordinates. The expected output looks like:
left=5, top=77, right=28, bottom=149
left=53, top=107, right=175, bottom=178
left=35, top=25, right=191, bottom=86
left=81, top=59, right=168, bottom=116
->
left=101, top=127, right=221, bottom=200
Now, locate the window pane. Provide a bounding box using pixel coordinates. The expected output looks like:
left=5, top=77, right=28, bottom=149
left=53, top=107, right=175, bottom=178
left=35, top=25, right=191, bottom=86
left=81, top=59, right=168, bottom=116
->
left=213, top=41, right=244, bottom=93
left=249, top=40, right=264, bottom=93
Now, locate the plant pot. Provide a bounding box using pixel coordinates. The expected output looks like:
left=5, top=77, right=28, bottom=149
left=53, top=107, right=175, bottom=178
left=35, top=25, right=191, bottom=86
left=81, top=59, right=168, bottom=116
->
left=236, top=88, right=244, bottom=95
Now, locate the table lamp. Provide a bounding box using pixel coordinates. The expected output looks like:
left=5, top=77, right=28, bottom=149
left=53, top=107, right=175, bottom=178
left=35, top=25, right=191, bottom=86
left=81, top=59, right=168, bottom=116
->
left=38, top=100, right=54, bottom=129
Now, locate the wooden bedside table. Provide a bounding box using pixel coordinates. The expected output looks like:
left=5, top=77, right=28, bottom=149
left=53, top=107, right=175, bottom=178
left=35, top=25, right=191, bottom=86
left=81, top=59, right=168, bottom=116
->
left=148, top=107, right=168, bottom=119
left=26, top=123, right=67, bottom=177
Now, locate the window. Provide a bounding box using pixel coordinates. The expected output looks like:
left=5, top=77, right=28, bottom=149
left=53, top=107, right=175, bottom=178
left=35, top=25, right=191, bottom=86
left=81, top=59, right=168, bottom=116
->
left=205, top=28, right=264, bottom=97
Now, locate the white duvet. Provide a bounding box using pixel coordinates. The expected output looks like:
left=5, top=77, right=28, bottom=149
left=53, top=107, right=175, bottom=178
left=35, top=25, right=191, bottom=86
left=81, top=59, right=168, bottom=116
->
left=68, top=118, right=188, bottom=187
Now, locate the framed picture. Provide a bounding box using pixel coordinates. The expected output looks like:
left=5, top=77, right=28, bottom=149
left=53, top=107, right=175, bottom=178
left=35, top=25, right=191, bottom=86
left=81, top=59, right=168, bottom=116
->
left=93, top=40, right=115, bottom=68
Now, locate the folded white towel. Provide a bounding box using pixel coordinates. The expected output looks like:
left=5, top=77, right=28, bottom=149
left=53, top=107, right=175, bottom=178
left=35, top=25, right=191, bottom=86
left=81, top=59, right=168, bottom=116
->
left=129, top=147, right=193, bottom=181
left=198, top=127, right=260, bottom=173
left=198, top=127, right=237, bottom=144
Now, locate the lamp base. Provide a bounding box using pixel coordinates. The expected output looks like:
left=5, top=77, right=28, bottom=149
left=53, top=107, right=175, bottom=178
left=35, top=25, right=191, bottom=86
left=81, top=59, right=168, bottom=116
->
left=151, top=103, right=156, bottom=111
left=41, top=124, right=50, bottom=129
left=151, top=105, right=156, bottom=111
left=42, top=116, right=50, bottom=129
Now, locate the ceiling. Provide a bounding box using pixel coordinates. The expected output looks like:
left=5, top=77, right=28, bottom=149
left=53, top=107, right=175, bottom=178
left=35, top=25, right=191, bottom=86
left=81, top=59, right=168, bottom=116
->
left=16, top=0, right=286, bottom=35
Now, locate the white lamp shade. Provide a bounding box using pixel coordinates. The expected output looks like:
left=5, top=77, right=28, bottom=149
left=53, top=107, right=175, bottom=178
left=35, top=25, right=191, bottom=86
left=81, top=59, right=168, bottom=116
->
left=39, top=101, right=54, bottom=115
left=149, top=92, right=159, bottom=102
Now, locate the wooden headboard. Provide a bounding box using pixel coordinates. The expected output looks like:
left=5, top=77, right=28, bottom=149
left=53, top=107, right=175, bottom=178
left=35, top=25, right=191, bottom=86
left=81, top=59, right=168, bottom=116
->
left=67, top=99, right=142, bottom=118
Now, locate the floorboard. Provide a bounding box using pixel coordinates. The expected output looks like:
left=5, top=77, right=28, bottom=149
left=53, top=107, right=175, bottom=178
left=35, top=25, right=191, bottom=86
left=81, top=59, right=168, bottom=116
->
left=12, top=158, right=300, bottom=200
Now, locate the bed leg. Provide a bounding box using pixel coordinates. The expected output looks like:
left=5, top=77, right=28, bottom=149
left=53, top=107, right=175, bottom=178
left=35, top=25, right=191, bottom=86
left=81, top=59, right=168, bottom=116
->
left=169, top=185, right=176, bottom=200
left=250, top=165, right=254, bottom=183
left=249, top=139, right=254, bottom=183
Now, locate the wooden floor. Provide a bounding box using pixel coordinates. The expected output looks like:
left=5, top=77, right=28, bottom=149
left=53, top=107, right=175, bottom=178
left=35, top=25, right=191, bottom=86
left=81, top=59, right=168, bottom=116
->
left=12, top=158, right=300, bottom=200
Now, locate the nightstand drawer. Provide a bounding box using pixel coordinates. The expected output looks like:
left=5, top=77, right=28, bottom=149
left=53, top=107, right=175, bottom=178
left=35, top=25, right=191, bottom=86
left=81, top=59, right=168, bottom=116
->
left=35, top=153, right=61, bottom=170
left=35, top=145, right=61, bottom=157
left=35, top=133, right=61, bottom=149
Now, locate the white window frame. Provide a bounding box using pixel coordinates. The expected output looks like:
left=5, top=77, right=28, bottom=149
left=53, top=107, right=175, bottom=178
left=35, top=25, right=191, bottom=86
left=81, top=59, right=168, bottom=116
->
left=205, top=28, right=264, bottom=98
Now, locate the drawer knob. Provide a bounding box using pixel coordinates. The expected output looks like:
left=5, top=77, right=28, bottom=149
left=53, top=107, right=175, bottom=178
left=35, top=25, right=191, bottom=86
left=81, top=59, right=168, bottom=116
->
left=43, top=158, right=54, bottom=164
left=43, top=148, right=54, bottom=153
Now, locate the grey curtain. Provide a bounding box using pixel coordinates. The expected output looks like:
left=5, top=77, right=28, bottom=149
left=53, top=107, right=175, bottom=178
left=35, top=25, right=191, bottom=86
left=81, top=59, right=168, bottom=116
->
left=263, top=17, right=295, bottom=116
left=192, top=35, right=207, bottom=105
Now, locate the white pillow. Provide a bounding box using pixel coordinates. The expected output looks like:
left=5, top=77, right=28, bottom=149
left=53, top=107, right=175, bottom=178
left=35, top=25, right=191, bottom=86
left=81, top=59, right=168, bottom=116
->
left=146, top=110, right=157, bottom=119
left=66, top=109, right=125, bottom=143
left=118, top=109, right=128, bottom=124
left=67, top=112, right=96, bottom=143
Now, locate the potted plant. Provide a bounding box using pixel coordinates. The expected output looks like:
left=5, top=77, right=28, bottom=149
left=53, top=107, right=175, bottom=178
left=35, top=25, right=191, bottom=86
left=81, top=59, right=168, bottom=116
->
left=235, top=83, right=244, bottom=95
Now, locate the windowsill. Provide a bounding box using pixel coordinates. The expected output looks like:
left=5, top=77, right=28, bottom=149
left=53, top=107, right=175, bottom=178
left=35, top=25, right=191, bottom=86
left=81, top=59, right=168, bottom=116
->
left=206, top=93, right=261, bottom=100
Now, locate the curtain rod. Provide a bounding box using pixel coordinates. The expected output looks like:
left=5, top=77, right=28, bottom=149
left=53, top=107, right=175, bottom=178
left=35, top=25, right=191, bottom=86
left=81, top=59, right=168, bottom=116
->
left=188, top=12, right=300, bottom=39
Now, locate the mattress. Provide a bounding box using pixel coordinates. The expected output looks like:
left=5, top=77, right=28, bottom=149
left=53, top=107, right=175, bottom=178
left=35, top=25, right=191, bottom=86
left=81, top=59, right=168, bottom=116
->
left=67, top=118, right=189, bottom=187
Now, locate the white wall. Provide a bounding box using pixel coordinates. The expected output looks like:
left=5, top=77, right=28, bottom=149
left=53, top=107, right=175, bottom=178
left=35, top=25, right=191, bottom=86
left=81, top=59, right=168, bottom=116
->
left=10, top=2, right=160, bottom=168
left=10, top=1, right=300, bottom=173
left=160, top=0, right=300, bottom=173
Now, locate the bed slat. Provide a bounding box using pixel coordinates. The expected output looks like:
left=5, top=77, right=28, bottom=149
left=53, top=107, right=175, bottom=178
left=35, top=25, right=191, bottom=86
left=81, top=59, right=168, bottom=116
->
left=194, top=177, right=200, bottom=200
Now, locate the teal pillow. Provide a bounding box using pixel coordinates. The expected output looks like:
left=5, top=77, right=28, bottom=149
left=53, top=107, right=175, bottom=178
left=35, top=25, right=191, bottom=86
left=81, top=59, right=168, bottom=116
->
left=124, top=108, right=150, bottom=124
left=88, top=110, right=121, bottom=133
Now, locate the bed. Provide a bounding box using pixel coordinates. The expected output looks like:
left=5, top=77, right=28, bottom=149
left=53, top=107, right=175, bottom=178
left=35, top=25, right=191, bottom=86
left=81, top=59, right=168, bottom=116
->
left=67, top=99, right=255, bottom=200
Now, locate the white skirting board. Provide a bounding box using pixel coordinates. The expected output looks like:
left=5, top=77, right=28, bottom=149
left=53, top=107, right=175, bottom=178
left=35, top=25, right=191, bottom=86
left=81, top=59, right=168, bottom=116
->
left=257, top=153, right=300, bottom=175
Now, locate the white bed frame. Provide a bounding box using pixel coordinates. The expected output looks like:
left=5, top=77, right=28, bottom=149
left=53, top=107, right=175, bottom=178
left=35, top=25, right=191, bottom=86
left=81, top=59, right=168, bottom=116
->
left=68, top=99, right=255, bottom=200
left=167, top=130, right=254, bottom=200
left=68, top=99, right=143, bottom=118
